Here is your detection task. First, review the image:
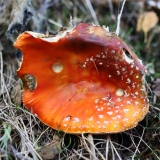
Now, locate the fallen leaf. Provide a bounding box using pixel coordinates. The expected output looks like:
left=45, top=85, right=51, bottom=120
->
left=11, top=81, right=22, bottom=107
left=152, top=78, right=160, bottom=98
left=37, top=135, right=61, bottom=160
left=137, top=11, right=158, bottom=41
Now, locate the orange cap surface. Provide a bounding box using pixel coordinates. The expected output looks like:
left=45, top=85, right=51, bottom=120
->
left=14, top=23, right=149, bottom=133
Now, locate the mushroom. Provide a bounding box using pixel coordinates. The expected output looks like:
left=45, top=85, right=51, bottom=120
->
left=14, top=23, right=149, bottom=133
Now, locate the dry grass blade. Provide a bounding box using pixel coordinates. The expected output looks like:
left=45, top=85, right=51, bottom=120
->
left=81, top=134, right=105, bottom=160
left=38, top=13, right=63, bottom=28
left=105, top=135, right=110, bottom=160
left=125, top=128, right=160, bottom=160
left=131, top=127, right=145, bottom=159
left=88, top=134, right=96, bottom=160
left=116, top=0, right=126, bottom=36
left=83, top=0, right=99, bottom=25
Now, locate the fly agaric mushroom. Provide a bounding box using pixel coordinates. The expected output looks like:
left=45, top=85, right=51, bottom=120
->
left=14, top=23, right=149, bottom=133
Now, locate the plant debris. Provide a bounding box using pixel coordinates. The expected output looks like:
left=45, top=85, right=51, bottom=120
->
left=37, top=135, right=61, bottom=160
left=137, top=11, right=159, bottom=42
left=7, top=0, right=33, bottom=37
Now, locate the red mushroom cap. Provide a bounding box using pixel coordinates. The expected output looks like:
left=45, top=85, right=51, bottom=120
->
left=14, top=23, right=149, bottom=133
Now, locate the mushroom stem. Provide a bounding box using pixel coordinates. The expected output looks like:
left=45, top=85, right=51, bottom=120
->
left=88, top=134, right=96, bottom=160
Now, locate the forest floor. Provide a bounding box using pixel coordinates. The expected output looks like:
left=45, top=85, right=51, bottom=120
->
left=0, top=0, right=160, bottom=159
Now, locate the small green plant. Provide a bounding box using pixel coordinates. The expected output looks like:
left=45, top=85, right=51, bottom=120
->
left=0, top=123, right=12, bottom=160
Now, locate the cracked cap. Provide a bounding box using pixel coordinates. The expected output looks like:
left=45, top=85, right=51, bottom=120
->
left=14, top=23, right=149, bottom=133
